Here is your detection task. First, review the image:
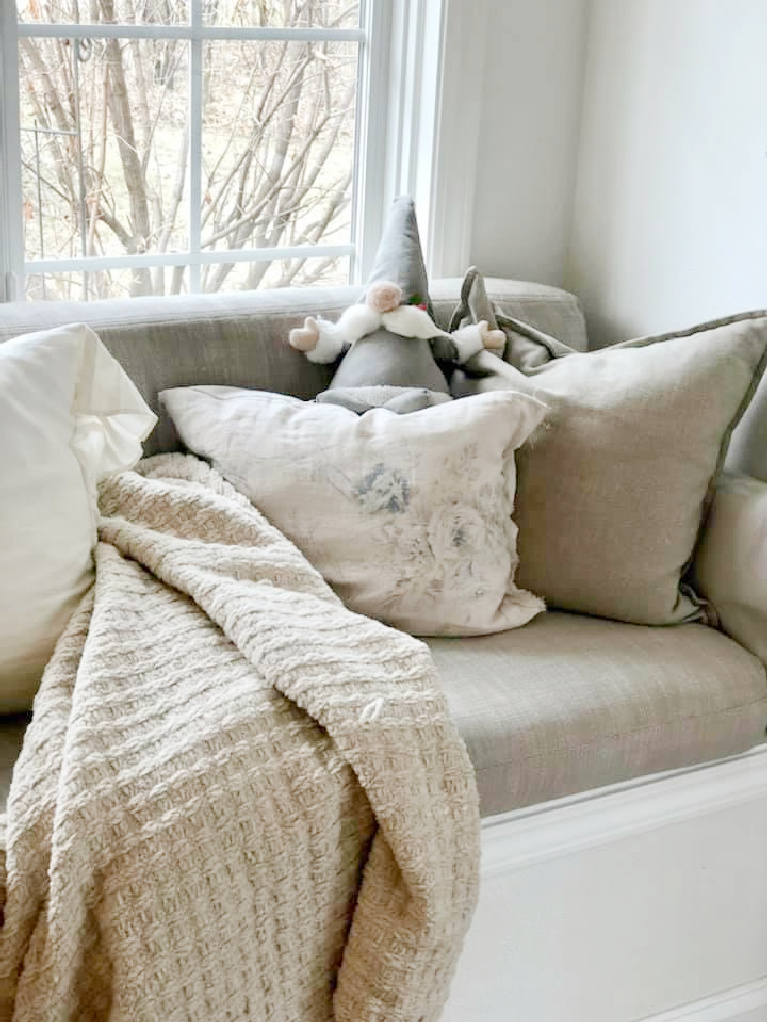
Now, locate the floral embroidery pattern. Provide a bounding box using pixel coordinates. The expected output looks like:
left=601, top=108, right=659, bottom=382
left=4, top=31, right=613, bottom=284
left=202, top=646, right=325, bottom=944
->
left=353, top=463, right=410, bottom=514
left=345, top=443, right=514, bottom=619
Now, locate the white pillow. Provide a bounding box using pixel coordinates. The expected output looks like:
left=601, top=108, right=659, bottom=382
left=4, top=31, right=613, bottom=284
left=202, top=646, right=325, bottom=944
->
left=161, top=386, right=548, bottom=636
left=0, top=323, right=156, bottom=710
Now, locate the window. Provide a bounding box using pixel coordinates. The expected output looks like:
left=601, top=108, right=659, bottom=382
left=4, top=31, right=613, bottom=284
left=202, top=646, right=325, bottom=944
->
left=0, top=0, right=483, bottom=304
left=0, top=0, right=390, bottom=300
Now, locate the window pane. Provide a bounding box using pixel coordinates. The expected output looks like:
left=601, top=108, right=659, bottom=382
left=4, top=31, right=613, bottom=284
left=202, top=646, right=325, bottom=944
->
left=201, top=39, right=357, bottom=274
left=200, top=254, right=350, bottom=292
left=17, top=0, right=189, bottom=26
left=202, top=0, right=358, bottom=28
left=19, top=37, right=189, bottom=280
left=25, top=264, right=190, bottom=300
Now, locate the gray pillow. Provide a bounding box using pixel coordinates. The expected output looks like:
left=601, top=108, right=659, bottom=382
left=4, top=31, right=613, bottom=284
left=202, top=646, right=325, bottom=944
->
left=454, top=272, right=767, bottom=626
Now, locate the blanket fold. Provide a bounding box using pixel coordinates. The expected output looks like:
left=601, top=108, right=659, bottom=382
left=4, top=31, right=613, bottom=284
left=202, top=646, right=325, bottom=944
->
left=0, top=454, right=479, bottom=1022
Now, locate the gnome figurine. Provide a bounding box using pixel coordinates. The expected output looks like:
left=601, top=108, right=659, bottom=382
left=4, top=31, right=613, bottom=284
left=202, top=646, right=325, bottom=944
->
left=288, top=197, right=503, bottom=414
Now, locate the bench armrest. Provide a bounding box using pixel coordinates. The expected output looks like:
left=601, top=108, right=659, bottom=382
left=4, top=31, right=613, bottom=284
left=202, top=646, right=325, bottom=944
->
left=695, top=474, right=767, bottom=665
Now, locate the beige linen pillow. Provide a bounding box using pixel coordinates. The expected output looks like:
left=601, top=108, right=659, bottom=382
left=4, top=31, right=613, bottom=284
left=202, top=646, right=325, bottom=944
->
left=454, top=307, right=767, bottom=626
left=694, top=474, right=767, bottom=665
left=160, top=386, right=548, bottom=636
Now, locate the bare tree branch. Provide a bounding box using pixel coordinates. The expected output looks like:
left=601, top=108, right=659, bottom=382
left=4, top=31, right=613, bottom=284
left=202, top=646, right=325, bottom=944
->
left=19, top=0, right=360, bottom=297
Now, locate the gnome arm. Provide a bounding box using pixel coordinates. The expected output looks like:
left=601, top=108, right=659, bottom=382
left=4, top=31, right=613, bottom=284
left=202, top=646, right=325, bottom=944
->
left=289, top=315, right=351, bottom=364
left=430, top=320, right=506, bottom=366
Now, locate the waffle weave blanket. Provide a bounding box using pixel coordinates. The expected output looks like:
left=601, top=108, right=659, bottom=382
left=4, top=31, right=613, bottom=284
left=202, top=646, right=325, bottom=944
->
left=0, top=454, right=479, bottom=1021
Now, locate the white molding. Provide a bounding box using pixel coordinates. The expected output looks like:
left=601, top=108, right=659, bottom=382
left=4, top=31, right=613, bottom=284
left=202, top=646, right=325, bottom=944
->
left=375, top=0, right=485, bottom=280
left=351, top=0, right=391, bottom=282
left=188, top=0, right=204, bottom=293
left=479, top=743, right=767, bottom=877
left=425, top=0, right=487, bottom=278
left=380, top=0, right=427, bottom=210
left=641, top=977, right=767, bottom=1021
left=445, top=746, right=767, bottom=1021
left=0, top=0, right=23, bottom=301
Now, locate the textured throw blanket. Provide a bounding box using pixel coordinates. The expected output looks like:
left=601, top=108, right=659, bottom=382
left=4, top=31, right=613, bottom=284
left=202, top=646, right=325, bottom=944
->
left=0, top=455, right=479, bottom=1022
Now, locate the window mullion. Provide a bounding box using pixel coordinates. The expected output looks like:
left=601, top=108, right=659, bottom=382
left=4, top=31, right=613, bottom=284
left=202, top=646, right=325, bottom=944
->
left=25, top=243, right=355, bottom=274
left=18, top=24, right=365, bottom=42
left=0, top=0, right=24, bottom=301
left=189, top=0, right=203, bottom=293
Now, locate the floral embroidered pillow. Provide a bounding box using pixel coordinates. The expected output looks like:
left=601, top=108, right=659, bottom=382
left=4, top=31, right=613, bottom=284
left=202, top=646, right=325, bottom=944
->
left=161, top=386, right=548, bottom=636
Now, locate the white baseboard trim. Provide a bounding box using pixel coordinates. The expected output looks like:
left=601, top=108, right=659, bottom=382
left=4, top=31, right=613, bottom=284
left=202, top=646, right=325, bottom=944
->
left=480, top=743, right=767, bottom=877
left=642, top=977, right=767, bottom=1021
left=445, top=745, right=767, bottom=1022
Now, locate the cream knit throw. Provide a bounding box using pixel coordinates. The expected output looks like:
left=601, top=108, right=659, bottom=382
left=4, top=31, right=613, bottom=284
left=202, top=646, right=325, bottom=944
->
left=0, top=454, right=480, bottom=1022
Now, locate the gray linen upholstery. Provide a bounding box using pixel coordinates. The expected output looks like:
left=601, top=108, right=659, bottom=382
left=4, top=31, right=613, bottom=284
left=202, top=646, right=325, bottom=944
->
left=0, top=279, right=586, bottom=455
left=428, top=611, right=767, bottom=817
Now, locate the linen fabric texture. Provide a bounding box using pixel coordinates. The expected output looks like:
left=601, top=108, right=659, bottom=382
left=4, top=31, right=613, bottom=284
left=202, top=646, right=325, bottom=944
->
left=726, top=349, right=767, bottom=482
left=430, top=611, right=767, bottom=816
left=453, top=274, right=767, bottom=626
left=161, top=386, right=548, bottom=636
left=0, top=322, right=155, bottom=710
left=694, top=473, right=767, bottom=666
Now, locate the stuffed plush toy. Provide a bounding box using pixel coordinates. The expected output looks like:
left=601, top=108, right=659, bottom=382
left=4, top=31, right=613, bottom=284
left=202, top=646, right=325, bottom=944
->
left=287, top=197, right=504, bottom=413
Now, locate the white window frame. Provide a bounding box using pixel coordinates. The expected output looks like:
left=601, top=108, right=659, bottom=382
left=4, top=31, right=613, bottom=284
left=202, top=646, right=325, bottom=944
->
left=360, top=0, right=487, bottom=280
left=0, top=0, right=485, bottom=302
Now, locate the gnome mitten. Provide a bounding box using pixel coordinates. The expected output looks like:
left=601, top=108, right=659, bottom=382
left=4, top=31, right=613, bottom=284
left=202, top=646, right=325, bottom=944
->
left=479, top=320, right=506, bottom=351
left=442, top=319, right=506, bottom=365
left=288, top=315, right=349, bottom=364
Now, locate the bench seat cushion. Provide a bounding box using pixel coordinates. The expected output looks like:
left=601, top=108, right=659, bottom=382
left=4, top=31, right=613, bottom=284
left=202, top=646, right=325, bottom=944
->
left=2, top=615, right=765, bottom=817
left=429, top=611, right=767, bottom=817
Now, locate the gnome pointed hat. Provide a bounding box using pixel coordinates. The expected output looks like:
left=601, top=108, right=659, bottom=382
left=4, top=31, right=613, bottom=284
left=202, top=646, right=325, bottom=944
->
left=450, top=265, right=573, bottom=369
left=365, top=196, right=434, bottom=317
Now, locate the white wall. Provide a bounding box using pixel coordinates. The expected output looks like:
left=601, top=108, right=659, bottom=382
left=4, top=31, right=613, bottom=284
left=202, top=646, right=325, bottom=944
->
left=568, top=0, right=767, bottom=345
left=468, top=0, right=589, bottom=287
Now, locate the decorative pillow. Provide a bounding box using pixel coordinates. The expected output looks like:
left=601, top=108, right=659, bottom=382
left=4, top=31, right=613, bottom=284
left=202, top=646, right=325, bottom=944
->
left=160, top=386, right=548, bottom=636
left=452, top=271, right=767, bottom=626
left=0, top=323, right=156, bottom=710
left=694, top=474, right=767, bottom=665
left=726, top=361, right=767, bottom=483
